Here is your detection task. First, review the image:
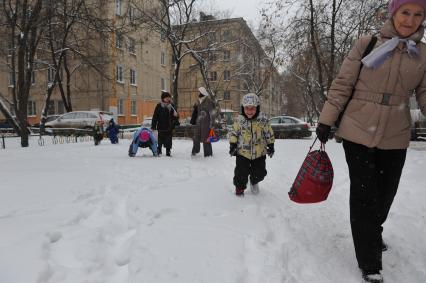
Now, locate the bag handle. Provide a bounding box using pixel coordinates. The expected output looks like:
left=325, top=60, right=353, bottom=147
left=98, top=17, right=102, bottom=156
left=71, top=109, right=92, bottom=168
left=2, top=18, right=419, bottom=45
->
left=308, top=137, right=325, bottom=153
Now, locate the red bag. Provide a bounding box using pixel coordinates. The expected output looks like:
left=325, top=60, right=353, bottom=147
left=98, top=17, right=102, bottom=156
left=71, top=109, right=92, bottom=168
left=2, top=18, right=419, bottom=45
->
left=206, top=128, right=220, bottom=143
left=289, top=139, right=334, bottom=203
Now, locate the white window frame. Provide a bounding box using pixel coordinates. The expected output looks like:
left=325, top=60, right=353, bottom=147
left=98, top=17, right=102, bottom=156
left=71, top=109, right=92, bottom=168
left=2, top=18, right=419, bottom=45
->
left=129, top=5, right=135, bottom=22
left=116, top=32, right=123, bottom=49
left=130, top=69, right=136, bottom=85
left=224, top=90, right=231, bottom=100
left=8, top=72, right=15, bottom=87
left=118, top=99, right=125, bottom=115
left=115, top=0, right=121, bottom=16
left=128, top=37, right=136, bottom=54
left=224, top=50, right=231, bottom=61
left=209, top=71, right=217, bottom=82
left=161, top=78, right=166, bottom=90
left=131, top=100, right=137, bottom=116
left=28, top=101, right=36, bottom=116
left=161, top=51, right=166, bottom=66
left=31, top=71, right=36, bottom=85
left=223, top=70, right=231, bottom=81
left=116, top=65, right=124, bottom=83
left=47, top=67, right=55, bottom=83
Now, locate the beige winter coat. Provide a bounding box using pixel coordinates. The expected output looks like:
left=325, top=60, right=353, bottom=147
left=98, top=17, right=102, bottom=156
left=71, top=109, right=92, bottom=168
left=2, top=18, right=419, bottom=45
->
left=319, top=19, right=426, bottom=149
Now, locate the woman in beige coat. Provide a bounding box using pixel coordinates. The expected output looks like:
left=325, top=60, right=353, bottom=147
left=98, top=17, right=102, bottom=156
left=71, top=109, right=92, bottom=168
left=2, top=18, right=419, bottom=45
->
left=316, top=0, right=426, bottom=282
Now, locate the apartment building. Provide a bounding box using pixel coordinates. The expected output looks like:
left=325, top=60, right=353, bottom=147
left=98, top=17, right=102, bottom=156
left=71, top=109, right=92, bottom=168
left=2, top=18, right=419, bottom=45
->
left=175, top=14, right=284, bottom=121
left=0, top=0, right=171, bottom=125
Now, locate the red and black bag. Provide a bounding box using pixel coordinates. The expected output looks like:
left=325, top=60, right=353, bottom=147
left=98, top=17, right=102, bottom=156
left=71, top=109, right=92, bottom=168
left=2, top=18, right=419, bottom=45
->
left=289, top=139, right=334, bottom=203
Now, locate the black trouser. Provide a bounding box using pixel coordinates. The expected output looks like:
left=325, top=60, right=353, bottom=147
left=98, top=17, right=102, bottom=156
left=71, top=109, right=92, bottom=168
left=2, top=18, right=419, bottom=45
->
left=343, top=140, right=406, bottom=271
left=158, top=131, right=172, bottom=154
left=233, top=155, right=267, bottom=189
left=192, top=134, right=212, bottom=157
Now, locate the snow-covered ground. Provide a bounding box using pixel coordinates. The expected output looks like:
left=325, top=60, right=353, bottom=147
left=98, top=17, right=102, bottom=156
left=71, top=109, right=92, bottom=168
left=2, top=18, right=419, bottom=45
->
left=0, top=136, right=425, bottom=283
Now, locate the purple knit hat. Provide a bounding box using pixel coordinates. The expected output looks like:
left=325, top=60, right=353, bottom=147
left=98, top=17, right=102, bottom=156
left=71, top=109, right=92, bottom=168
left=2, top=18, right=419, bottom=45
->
left=389, top=0, right=426, bottom=16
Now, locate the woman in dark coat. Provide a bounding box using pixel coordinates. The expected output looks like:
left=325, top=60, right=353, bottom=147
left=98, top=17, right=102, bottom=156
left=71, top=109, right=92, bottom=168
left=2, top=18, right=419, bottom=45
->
left=151, top=91, right=179, bottom=156
left=190, top=87, right=215, bottom=157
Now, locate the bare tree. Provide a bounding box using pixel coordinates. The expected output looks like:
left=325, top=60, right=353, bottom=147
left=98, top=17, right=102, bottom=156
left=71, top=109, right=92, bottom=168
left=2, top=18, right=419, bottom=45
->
left=0, top=0, right=46, bottom=147
left=131, top=0, right=197, bottom=109
left=262, top=0, right=387, bottom=120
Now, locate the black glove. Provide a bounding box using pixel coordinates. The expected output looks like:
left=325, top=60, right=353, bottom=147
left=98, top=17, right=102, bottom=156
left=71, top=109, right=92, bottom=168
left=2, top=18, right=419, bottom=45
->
left=267, top=143, right=274, bottom=158
left=229, top=143, right=238, bottom=156
left=316, top=123, right=331, bottom=143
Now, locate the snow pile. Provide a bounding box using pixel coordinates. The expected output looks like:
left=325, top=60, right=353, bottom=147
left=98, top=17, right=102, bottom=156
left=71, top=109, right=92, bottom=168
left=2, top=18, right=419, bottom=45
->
left=0, top=138, right=425, bottom=283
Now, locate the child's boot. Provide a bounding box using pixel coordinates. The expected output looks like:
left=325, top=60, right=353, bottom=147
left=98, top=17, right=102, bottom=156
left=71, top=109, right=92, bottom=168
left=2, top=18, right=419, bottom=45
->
left=235, top=187, right=245, bottom=196
left=166, top=148, right=171, bottom=157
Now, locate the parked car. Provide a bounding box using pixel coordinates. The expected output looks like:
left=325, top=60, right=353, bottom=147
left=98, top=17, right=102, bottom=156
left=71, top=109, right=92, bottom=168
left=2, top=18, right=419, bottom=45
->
left=269, top=116, right=312, bottom=139
left=32, top=115, right=61, bottom=128
left=45, top=111, right=113, bottom=131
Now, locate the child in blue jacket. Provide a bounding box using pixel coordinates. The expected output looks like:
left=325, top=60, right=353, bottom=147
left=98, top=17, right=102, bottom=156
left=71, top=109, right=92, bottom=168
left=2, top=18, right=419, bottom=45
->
left=128, top=127, right=158, bottom=157
left=106, top=119, right=120, bottom=144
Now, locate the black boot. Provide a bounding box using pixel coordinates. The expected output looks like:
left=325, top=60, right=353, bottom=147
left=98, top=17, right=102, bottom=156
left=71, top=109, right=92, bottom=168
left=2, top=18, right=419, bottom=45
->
left=362, top=270, right=383, bottom=283
left=166, top=148, right=171, bottom=157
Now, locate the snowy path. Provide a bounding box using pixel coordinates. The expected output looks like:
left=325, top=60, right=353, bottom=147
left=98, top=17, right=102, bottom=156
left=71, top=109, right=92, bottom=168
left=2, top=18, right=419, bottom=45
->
left=0, top=138, right=425, bottom=283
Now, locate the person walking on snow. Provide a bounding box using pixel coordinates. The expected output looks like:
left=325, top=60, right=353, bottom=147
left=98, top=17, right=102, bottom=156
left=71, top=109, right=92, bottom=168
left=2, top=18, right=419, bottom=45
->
left=106, top=118, right=119, bottom=144
left=128, top=127, right=158, bottom=157
left=316, top=0, right=426, bottom=282
left=151, top=91, right=179, bottom=156
left=229, top=93, right=275, bottom=196
left=190, top=87, right=216, bottom=157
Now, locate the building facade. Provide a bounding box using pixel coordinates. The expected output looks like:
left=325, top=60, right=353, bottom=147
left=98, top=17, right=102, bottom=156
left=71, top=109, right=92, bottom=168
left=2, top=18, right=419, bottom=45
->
left=175, top=15, right=284, bottom=121
left=0, top=0, right=171, bottom=126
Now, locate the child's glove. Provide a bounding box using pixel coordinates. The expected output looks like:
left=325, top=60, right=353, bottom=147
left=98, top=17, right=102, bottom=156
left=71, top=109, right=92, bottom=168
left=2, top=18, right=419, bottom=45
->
left=267, top=143, right=274, bottom=158
left=229, top=143, right=238, bottom=156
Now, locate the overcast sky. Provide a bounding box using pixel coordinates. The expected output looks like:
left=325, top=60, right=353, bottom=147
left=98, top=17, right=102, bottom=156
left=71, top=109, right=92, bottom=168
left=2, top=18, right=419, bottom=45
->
left=208, top=0, right=265, bottom=25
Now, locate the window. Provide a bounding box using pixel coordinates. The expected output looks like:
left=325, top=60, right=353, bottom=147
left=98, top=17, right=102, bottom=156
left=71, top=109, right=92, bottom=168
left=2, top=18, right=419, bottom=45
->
left=224, top=90, right=230, bottom=100
left=223, top=70, right=231, bottom=81
left=47, top=100, right=55, bottom=115
left=130, top=69, right=136, bottom=85
left=47, top=67, right=55, bottom=83
left=129, top=5, right=136, bottom=22
left=31, top=71, right=36, bottom=85
left=131, top=100, right=137, bottom=115
left=28, top=101, right=36, bottom=116
left=118, top=99, right=125, bottom=115
left=209, top=71, right=217, bottom=81
left=7, top=41, right=14, bottom=56
left=161, top=51, right=166, bottom=66
left=129, top=37, right=136, bottom=54
left=222, top=30, right=231, bottom=42
left=209, top=52, right=217, bottom=62
left=9, top=72, right=15, bottom=87
left=224, top=50, right=231, bottom=61
left=116, top=65, right=123, bottom=83
left=160, top=31, right=166, bottom=41
left=161, top=78, right=166, bottom=90
left=208, top=32, right=216, bottom=43
left=115, top=0, right=121, bottom=16
left=57, top=100, right=65, bottom=114
left=269, top=117, right=280, bottom=124
left=116, top=32, right=123, bottom=48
